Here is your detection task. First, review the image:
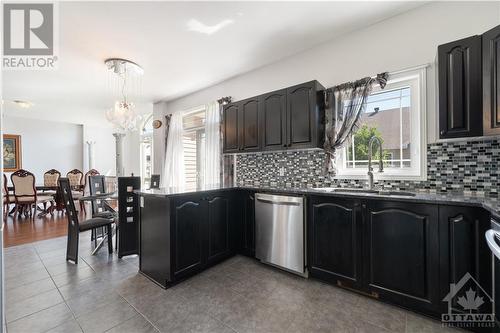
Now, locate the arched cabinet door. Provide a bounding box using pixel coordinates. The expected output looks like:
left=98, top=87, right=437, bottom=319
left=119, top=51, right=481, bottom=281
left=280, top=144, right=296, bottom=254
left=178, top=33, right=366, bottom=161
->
left=206, top=195, right=231, bottom=264
left=223, top=103, right=240, bottom=153
left=287, top=82, right=315, bottom=148
left=483, top=24, right=500, bottom=135
left=308, top=196, right=363, bottom=289
left=172, top=197, right=204, bottom=279
left=363, top=201, right=440, bottom=314
left=260, top=89, right=287, bottom=150
left=438, top=35, right=482, bottom=139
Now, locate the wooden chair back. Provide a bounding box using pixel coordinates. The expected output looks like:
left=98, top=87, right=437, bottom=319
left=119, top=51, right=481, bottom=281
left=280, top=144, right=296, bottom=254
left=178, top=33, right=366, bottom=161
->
left=88, top=175, right=107, bottom=216
left=43, top=169, right=61, bottom=187
left=11, top=169, right=36, bottom=200
left=66, top=169, right=83, bottom=188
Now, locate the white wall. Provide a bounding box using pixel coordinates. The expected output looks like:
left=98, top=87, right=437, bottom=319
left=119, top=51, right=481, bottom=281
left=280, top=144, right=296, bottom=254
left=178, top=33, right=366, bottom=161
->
left=3, top=115, right=83, bottom=182
left=82, top=125, right=116, bottom=176
left=162, top=1, right=500, bottom=148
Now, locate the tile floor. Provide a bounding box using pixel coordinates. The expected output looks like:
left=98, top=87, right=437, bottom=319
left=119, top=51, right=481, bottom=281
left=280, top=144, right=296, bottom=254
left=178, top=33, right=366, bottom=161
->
left=4, top=234, right=462, bottom=333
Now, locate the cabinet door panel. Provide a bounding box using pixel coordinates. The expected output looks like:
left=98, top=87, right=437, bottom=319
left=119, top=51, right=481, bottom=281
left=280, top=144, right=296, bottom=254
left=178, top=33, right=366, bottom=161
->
left=223, top=103, right=239, bottom=153
left=364, top=201, right=439, bottom=313
left=240, top=98, right=260, bottom=151
left=173, top=199, right=203, bottom=278
left=438, top=36, right=482, bottom=138
left=261, top=90, right=287, bottom=150
left=207, top=196, right=230, bottom=264
left=483, top=25, right=500, bottom=135
left=287, top=83, right=314, bottom=147
left=242, top=192, right=255, bottom=256
left=439, top=206, right=491, bottom=312
left=309, top=197, right=361, bottom=288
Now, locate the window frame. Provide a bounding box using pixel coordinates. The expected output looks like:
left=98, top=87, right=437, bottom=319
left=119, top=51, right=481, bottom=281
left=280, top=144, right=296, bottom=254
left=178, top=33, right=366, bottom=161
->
left=334, top=67, right=427, bottom=181
left=181, top=106, right=206, bottom=190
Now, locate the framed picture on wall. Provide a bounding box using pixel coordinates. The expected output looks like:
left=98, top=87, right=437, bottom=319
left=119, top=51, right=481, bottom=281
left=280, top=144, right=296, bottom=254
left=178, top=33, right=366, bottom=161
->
left=3, top=134, right=22, bottom=172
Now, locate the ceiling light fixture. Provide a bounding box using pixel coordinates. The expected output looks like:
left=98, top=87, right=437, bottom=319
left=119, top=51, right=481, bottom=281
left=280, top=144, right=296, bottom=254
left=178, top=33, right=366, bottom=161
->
left=104, top=58, right=143, bottom=132
left=187, top=18, right=234, bottom=35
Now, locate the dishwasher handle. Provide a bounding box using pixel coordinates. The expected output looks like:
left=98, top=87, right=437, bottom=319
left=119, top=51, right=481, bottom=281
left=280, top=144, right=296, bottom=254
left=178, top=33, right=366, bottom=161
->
left=485, top=229, right=500, bottom=260
left=255, top=193, right=303, bottom=206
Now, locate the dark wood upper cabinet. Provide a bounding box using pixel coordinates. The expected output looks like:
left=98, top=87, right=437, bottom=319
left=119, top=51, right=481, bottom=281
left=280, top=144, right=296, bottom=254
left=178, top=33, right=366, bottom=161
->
left=364, top=201, right=440, bottom=314
left=222, top=80, right=325, bottom=153
left=438, top=35, right=483, bottom=139
left=260, top=89, right=287, bottom=150
left=483, top=24, right=500, bottom=135
left=223, top=103, right=240, bottom=153
left=308, top=196, right=363, bottom=289
left=287, top=81, right=324, bottom=149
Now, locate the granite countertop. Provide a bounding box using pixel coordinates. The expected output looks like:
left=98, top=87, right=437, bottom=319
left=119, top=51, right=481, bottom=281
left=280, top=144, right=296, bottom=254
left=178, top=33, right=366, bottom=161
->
left=135, top=185, right=500, bottom=219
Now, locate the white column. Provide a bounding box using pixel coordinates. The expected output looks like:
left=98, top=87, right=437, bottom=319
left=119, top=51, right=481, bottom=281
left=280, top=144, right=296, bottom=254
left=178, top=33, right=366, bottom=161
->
left=86, top=141, right=95, bottom=170
left=113, top=133, right=126, bottom=177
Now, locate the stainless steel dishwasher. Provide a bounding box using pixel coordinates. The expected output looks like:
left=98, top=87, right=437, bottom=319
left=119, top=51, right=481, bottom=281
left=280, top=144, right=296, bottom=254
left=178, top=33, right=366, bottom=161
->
left=255, top=193, right=306, bottom=276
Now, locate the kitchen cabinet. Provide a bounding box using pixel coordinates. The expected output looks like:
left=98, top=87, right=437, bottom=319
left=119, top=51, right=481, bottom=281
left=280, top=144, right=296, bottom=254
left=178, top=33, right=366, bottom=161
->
left=286, top=81, right=325, bottom=149
left=240, top=191, right=256, bottom=257
left=222, top=97, right=261, bottom=153
left=483, top=24, right=500, bottom=135
left=223, top=103, right=240, bottom=153
left=206, top=194, right=231, bottom=265
left=438, top=205, right=492, bottom=312
left=223, top=80, right=325, bottom=153
left=171, top=195, right=205, bottom=279
left=438, top=35, right=483, bottom=139
left=139, top=191, right=235, bottom=287
left=308, top=196, right=363, bottom=289
left=261, top=89, right=287, bottom=150
left=364, top=200, right=440, bottom=314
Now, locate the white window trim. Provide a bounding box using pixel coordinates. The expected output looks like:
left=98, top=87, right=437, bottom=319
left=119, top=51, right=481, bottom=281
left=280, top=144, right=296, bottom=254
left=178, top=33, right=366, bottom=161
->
left=334, top=67, right=427, bottom=181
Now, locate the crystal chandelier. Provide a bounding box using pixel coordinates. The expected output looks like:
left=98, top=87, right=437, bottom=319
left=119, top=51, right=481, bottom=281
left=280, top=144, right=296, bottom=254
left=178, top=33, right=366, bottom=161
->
left=104, top=58, right=143, bottom=131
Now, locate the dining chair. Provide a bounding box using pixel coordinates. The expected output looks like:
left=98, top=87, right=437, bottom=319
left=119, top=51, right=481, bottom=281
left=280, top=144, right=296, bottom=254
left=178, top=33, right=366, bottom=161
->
left=11, top=169, right=53, bottom=218
left=40, top=169, right=61, bottom=194
left=83, top=169, right=100, bottom=194
left=150, top=174, right=160, bottom=189
left=3, top=174, right=15, bottom=217
left=67, top=169, right=85, bottom=212
left=88, top=175, right=117, bottom=246
left=59, top=178, right=113, bottom=264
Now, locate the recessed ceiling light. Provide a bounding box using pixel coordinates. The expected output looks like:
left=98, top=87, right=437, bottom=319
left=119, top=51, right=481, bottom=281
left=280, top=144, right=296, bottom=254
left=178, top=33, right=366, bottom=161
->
left=13, top=100, right=34, bottom=108
left=187, top=18, right=234, bottom=35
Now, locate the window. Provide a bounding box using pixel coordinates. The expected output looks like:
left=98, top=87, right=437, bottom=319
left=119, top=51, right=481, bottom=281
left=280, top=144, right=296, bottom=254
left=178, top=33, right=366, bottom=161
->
left=140, top=114, right=154, bottom=187
left=182, top=108, right=206, bottom=190
left=336, top=67, right=426, bottom=180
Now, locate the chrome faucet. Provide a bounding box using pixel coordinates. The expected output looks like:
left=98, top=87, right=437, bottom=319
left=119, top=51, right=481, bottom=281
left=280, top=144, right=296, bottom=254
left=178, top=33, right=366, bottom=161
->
left=367, top=136, right=384, bottom=190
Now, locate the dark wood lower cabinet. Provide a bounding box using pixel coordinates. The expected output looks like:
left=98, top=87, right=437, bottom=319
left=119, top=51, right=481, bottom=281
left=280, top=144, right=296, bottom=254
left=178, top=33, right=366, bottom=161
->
left=308, top=196, right=363, bottom=289
left=439, top=206, right=492, bottom=313
left=206, top=195, right=231, bottom=265
left=363, top=201, right=440, bottom=315
left=172, top=196, right=204, bottom=280
left=240, top=191, right=255, bottom=257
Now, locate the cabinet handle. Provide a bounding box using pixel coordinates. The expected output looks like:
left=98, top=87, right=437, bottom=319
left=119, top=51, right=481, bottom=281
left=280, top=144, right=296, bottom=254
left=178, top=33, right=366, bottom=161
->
left=440, top=130, right=445, bottom=136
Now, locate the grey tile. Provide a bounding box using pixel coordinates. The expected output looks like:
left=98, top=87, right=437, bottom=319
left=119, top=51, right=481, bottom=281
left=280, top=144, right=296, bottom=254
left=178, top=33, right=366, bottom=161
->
left=67, top=289, right=124, bottom=318
left=7, top=303, right=72, bottom=333
left=405, top=312, right=461, bottom=333
left=76, top=296, right=138, bottom=333
left=354, top=297, right=406, bottom=333
left=168, top=312, right=234, bottom=333
left=45, top=260, right=91, bottom=277
left=6, top=277, right=56, bottom=304
left=5, top=267, right=50, bottom=290
left=45, top=318, right=83, bottom=333
left=6, top=288, right=64, bottom=323
left=105, top=314, right=158, bottom=333
left=50, top=264, right=96, bottom=288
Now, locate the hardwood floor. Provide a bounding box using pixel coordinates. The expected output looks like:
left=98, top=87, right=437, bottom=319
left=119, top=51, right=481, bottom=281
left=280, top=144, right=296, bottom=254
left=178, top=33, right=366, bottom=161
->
left=3, top=204, right=89, bottom=248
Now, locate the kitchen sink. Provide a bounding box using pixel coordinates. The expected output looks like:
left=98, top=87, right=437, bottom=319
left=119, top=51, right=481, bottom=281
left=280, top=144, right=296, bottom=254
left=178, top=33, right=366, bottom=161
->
left=313, top=188, right=416, bottom=197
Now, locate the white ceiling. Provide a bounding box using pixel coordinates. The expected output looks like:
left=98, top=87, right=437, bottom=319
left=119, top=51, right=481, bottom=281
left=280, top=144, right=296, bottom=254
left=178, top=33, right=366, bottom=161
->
left=2, top=1, right=424, bottom=126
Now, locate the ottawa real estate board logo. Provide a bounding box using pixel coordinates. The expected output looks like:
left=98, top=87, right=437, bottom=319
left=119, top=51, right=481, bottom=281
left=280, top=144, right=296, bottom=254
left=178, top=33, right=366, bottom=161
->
left=442, top=272, right=496, bottom=329
left=3, top=2, right=58, bottom=69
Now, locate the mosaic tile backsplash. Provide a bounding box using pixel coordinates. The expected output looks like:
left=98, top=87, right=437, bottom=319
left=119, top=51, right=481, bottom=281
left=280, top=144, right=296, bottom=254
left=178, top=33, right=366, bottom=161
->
left=236, top=138, right=500, bottom=197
